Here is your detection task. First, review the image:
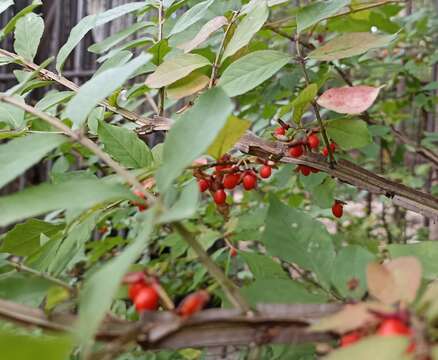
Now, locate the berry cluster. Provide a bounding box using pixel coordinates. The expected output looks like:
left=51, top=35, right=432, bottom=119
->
left=195, top=155, right=274, bottom=206
left=340, top=317, right=415, bottom=353
left=123, top=272, right=210, bottom=317
left=123, top=272, right=159, bottom=312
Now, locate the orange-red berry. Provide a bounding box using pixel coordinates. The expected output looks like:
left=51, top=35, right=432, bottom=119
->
left=134, top=286, right=159, bottom=312
left=299, top=165, right=311, bottom=176
left=198, top=178, right=210, bottom=192
left=377, top=319, right=411, bottom=336
left=332, top=201, right=343, bottom=218
left=259, top=165, right=272, bottom=179
left=289, top=145, right=304, bottom=158
left=230, top=247, right=238, bottom=257
left=213, top=189, right=227, bottom=205
left=340, top=331, right=361, bottom=347
left=275, top=127, right=286, bottom=136
left=242, top=172, right=257, bottom=190
left=129, top=282, right=145, bottom=301
left=177, top=290, right=210, bottom=317
left=223, top=173, right=240, bottom=189
left=307, top=134, right=320, bottom=149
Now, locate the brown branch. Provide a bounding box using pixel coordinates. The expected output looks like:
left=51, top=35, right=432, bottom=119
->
left=137, top=118, right=438, bottom=219
left=0, top=298, right=340, bottom=350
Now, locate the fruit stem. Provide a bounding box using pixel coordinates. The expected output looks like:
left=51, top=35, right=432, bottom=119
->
left=295, top=38, right=336, bottom=168
left=173, top=223, right=252, bottom=314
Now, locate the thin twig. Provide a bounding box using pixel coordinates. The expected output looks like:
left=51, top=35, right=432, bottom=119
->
left=173, top=223, right=252, bottom=314
left=157, top=0, right=165, bottom=116
left=295, top=38, right=335, bottom=167
left=7, top=259, right=75, bottom=294
left=0, top=95, right=155, bottom=204
left=209, top=11, right=239, bottom=88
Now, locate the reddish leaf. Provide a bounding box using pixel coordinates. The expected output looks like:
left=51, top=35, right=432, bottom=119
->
left=317, top=86, right=382, bottom=114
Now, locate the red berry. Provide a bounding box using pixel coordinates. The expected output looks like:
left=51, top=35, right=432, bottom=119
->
left=340, top=331, right=361, bottom=347
left=310, top=167, right=319, bottom=173
left=259, top=165, right=272, bottom=179
left=242, top=172, right=257, bottom=190
left=322, top=142, right=336, bottom=157
left=213, top=189, right=227, bottom=205
left=223, top=173, right=240, bottom=189
left=198, top=178, right=210, bottom=193
left=129, top=282, right=145, bottom=300
left=288, top=145, right=304, bottom=158
left=177, top=290, right=210, bottom=317
left=307, top=134, right=320, bottom=149
left=134, top=286, right=159, bottom=312
left=377, top=319, right=411, bottom=337
left=275, top=127, right=286, bottom=136
left=230, top=247, right=238, bottom=257
left=132, top=189, right=146, bottom=211
left=299, top=165, right=311, bottom=176
left=332, top=201, right=344, bottom=218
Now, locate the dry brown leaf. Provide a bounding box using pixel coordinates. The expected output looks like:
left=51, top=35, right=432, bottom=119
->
left=367, top=262, right=399, bottom=305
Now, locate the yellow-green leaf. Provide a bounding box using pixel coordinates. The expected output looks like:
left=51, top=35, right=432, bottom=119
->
left=166, top=72, right=209, bottom=100
left=207, top=115, right=250, bottom=159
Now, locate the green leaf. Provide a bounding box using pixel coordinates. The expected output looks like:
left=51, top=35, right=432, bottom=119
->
left=331, top=245, right=375, bottom=299
left=156, top=87, right=233, bottom=192
left=325, top=335, right=408, bottom=360
left=388, top=242, right=438, bottom=280
left=312, top=177, right=336, bottom=209
left=0, top=273, right=52, bottom=306
left=158, top=181, right=199, bottom=223
left=56, top=2, right=146, bottom=72
left=242, top=279, right=326, bottom=305
left=309, top=32, right=397, bottom=61
left=145, top=53, right=210, bottom=88
left=166, top=72, right=210, bottom=100
left=0, top=98, right=25, bottom=129
left=240, top=252, right=289, bottom=280
left=13, top=13, right=44, bottom=61
left=97, top=121, right=152, bottom=169
left=261, top=196, right=335, bottom=287
left=218, top=50, right=289, bottom=97
left=297, top=0, right=350, bottom=33
left=0, top=179, right=134, bottom=227
left=169, top=0, right=215, bottom=36
left=291, top=83, right=317, bottom=124
left=48, top=211, right=101, bottom=275
left=0, top=219, right=64, bottom=256
left=222, top=2, right=269, bottom=61
left=88, top=22, right=153, bottom=54
left=326, top=118, right=372, bottom=150
left=76, top=211, right=154, bottom=345
left=0, top=133, right=67, bottom=188
left=207, top=115, right=250, bottom=159
left=0, top=328, right=72, bottom=360
left=0, top=0, right=42, bottom=39
left=64, top=54, right=151, bottom=128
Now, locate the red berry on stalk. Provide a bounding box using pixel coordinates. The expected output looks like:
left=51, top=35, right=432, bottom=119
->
left=198, top=178, right=210, bottom=193
left=223, top=173, right=240, bottom=189
left=129, top=282, right=146, bottom=300
left=177, top=290, right=210, bottom=317
left=275, top=127, right=286, bottom=136
left=340, top=331, right=361, bottom=347
left=332, top=201, right=344, bottom=218
left=289, top=145, right=304, bottom=158
left=213, top=189, right=227, bottom=205
left=299, top=165, right=311, bottom=176
left=230, top=247, right=238, bottom=257
left=259, top=165, right=272, bottom=179
left=307, top=134, right=320, bottom=149
left=322, top=142, right=336, bottom=157
left=242, top=172, right=257, bottom=190
left=377, top=319, right=411, bottom=337
left=134, top=286, right=159, bottom=312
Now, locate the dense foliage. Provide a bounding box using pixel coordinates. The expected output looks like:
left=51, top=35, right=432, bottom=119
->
left=0, top=0, right=438, bottom=359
